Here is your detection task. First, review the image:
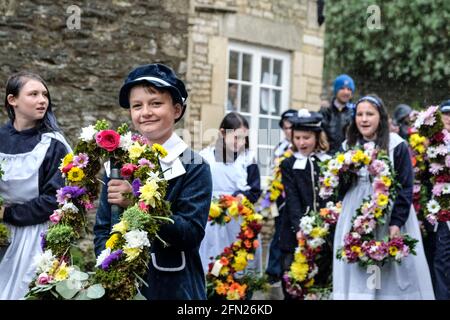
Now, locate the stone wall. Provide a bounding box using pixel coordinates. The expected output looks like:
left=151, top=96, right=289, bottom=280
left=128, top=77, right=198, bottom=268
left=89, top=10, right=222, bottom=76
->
left=0, top=0, right=189, bottom=145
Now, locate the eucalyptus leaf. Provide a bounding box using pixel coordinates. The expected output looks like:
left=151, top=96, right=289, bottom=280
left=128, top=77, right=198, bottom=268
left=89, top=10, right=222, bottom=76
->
left=86, top=284, right=105, bottom=299
left=55, top=280, right=79, bottom=299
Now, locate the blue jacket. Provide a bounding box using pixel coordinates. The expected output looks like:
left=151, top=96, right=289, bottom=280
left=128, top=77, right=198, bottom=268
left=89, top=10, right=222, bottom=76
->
left=94, top=148, right=212, bottom=300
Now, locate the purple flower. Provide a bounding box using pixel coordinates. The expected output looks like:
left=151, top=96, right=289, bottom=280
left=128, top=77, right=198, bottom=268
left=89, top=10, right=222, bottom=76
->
left=40, top=232, right=47, bottom=251
left=101, top=250, right=123, bottom=270
left=132, top=178, right=142, bottom=197
left=56, top=186, right=86, bottom=204
left=260, top=194, right=271, bottom=209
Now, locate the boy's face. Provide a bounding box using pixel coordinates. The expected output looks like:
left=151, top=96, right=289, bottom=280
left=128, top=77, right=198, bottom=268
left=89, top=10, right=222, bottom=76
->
left=292, top=130, right=317, bottom=156
left=335, top=87, right=353, bottom=104
left=129, top=85, right=182, bottom=144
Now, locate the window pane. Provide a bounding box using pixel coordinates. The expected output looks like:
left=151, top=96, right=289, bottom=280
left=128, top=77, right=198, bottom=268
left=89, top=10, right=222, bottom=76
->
left=260, top=88, right=270, bottom=115
left=242, top=54, right=252, bottom=81
left=258, top=147, right=272, bottom=176
left=271, top=119, right=282, bottom=143
left=272, top=90, right=281, bottom=115
left=259, top=117, right=269, bottom=130
left=227, top=83, right=239, bottom=111
left=229, top=51, right=239, bottom=80
left=261, top=57, right=271, bottom=85
left=273, top=59, right=282, bottom=86
left=258, top=119, right=269, bottom=145
left=241, top=85, right=251, bottom=113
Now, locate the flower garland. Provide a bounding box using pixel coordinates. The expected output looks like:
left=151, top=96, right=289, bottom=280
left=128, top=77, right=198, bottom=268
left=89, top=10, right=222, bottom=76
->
left=26, top=120, right=172, bottom=300
left=319, top=143, right=418, bottom=267
left=414, top=106, right=450, bottom=226
left=407, top=112, right=431, bottom=234
left=206, top=195, right=264, bottom=300
left=283, top=202, right=341, bottom=299
left=258, top=149, right=293, bottom=217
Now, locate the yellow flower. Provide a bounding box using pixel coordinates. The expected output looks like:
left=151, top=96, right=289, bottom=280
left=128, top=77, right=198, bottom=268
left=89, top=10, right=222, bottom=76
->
left=106, top=233, right=121, bottom=249
left=374, top=208, right=383, bottom=219
left=67, top=167, right=85, bottom=182
left=246, top=253, right=254, bottom=261
left=62, top=153, right=73, bottom=167
left=377, top=194, right=389, bottom=207
left=54, top=262, right=70, bottom=281
left=336, top=154, right=345, bottom=164
left=139, top=180, right=161, bottom=207
left=209, top=203, right=222, bottom=218
left=294, top=251, right=307, bottom=264
left=124, top=247, right=141, bottom=262
left=152, top=143, right=168, bottom=158
left=219, top=266, right=229, bottom=276
left=351, top=246, right=361, bottom=254
left=290, top=262, right=309, bottom=282
left=128, top=142, right=146, bottom=159
left=389, top=246, right=399, bottom=256
left=381, top=176, right=392, bottom=187
left=416, top=145, right=425, bottom=155
left=351, top=150, right=364, bottom=163
left=324, top=177, right=332, bottom=187
left=304, top=278, right=315, bottom=288
left=226, top=290, right=241, bottom=300
left=228, top=202, right=239, bottom=217
left=112, top=220, right=129, bottom=235
left=232, top=252, right=248, bottom=271
left=310, top=227, right=328, bottom=238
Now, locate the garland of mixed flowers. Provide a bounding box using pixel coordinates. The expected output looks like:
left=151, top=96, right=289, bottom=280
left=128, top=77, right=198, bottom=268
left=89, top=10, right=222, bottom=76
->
left=413, top=106, right=450, bottom=227
left=26, top=120, right=172, bottom=300
left=258, top=149, right=293, bottom=217
left=283, top=201, right=341, bottom=299
left=319, top=142, right=418, bottom=267
left=0, top=163, right=9, bottom=251
left=206, top=195, right=264, bottom=300
left=408, top=111, right=430, bottom=234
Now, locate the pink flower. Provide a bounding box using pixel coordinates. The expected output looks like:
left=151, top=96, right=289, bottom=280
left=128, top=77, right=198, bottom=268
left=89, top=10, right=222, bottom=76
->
left=138, top=201, right=148, bottom=212
left=73, top=153, right=89, bottom=168
left=83, top=201, right=95, bottom=210
left=37, top=273, right=52, bottom=285
left=120, top=163, right=138, bottom=179
left=432, top=183, right=445, bottom=197
left=95, top=130, right=121, bottom=152
left=49, top=210, right=62, bottom=224
left=426, top=213, right=438, bottom=226
left=369, top=160, right=386, bottom=176
left=61, top=163, right=74, bottom=174
left=430, top=163, right=444, bottom=175
left=138, top=158, right=152, bottom=167
left=413, top=184, right=421, bottom=194
left=446, top=155, right=450, bottom=168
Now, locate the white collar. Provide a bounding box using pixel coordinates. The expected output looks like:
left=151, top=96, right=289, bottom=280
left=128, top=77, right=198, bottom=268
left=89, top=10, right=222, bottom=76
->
left=159, top=133, right=188, bottom=180
left=293, top=151, right=330, bottom=169
left=159, top=133, right=188, bottom=164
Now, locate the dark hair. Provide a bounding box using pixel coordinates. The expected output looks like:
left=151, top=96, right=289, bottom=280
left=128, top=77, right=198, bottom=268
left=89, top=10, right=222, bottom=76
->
left=4, top=71, right=60, bottom=132
left=347, top=94, right=389, bottom=151
left=291, top=130, right=330, bottom=153
left=215, top=112, right=250, bottom=163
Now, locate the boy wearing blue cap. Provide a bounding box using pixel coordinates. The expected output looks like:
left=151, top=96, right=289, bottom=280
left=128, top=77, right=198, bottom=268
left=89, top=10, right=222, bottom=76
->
left=440, top=99, right=450, bottom=132
left=320, top=74, right=355, bottom=154
left=94, top=63, right=213, bottom=300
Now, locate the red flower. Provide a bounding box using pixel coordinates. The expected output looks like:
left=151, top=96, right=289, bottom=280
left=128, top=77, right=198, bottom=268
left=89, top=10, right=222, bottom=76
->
left=431, top=131, right=445, bottom=143
left=438, top=210, right=450, bottom=222
left=62, top=163, right=74, bottom=174
left=436, top=174, right=450, bottom=183
left=120, top=163, right=138, bottom=179
left=95, top=130, right=120, bottom=152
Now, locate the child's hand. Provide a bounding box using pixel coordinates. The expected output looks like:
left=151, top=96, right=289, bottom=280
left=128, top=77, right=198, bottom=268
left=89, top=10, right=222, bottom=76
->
left=389, top=225, right=401, bottom=239
left=107, top=179, right=132, bottom=208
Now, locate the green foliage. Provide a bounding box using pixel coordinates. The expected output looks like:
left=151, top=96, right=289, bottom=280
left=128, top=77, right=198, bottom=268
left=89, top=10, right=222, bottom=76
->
left=324, top=0, right=449, bottom=86
left=122, top=205, right=152, bottom=230
left=0, top=223, right=10, bottom=246
left=46, top=224, right=76, bottom=256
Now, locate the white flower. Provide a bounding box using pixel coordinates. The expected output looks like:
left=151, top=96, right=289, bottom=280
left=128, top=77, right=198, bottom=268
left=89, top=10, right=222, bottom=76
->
left=299, top=216, right=314, bottom=235
left=79, top=125, right=97, bottom=142
left=119, top=131, right=133, bottom=151
left=427, top=199, right=441, bottom=214
left=297, top=108, right=311, bottom=118
left=427, top=147, right=438, bottom=159
left=414, top=113, right=425, bottom=129
left=308, top=237, right=325, bottom=249
left=146, top=171, right=163, bottom=183
left=62, top=202, right=79, bottom=213
left=33, top=250, right=56, bottom=274
left=442, top=184, right=450, bottom=195
left=95, top=248, right=112, bottom=267
left=124, top=230, right=150, bottom=249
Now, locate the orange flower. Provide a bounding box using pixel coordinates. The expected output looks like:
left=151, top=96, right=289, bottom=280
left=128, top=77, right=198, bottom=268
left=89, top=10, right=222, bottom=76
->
left=244, top=228, right=254, bottom=239
left=220, top=257, right=229, bottom=266
left=319, top=208, right=329, bottom=217
left=244, top=240, right=252, bottom=249
left=215, top=282, right=228, bottom=295
left=253, top=239, right=259, bottom=248
left=298, top=239, right=306, bottom=247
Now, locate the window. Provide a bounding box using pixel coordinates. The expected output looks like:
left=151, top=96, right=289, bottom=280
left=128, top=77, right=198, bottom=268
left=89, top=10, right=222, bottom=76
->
left=226, top=42, right=291, bottom=178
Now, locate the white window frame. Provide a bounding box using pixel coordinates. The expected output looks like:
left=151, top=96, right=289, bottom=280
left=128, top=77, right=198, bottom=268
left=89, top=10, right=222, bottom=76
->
left=226, top=41, right=291, bottom=179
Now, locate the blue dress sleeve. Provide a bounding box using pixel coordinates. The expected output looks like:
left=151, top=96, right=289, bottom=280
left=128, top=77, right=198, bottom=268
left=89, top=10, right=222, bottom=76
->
left=3, top=139, right=69, bottom=226
left=232, top=163, right=262, bottom=203
left=93, top=174, right=113, bottom=256
left=390, top=142, right=414, bottom=228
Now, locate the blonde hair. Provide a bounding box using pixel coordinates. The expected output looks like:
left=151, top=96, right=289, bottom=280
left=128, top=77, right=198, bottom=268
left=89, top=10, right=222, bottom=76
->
left=291, top=130, right=329, bottom=153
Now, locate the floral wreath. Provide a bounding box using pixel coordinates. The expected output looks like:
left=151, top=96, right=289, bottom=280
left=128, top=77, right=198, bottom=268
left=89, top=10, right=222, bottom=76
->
left=206, top=195, right=264, bottom=300
left=319, top=142, right=418, bottom=267
left=284, top=202, right=341, bottom=300
left=26, top=120, right=172, bottom=300
left=258, top=149, right=293, bottom=216
left=413, top=106, right=450, bottom=227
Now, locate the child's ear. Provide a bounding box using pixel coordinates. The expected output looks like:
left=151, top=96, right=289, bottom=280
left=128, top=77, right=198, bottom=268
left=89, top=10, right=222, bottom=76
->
left=7, top=94, right=17, bottom=107
left=174, top=103, right=182, bottom=119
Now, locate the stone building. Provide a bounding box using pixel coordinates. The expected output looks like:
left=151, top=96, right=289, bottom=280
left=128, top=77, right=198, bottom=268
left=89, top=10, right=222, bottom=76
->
left=0, top=0, right=325, bottom=177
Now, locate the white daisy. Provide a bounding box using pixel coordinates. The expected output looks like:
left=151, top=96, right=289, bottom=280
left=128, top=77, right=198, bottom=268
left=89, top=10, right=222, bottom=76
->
left=79, top=125, right=97, bottom=142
